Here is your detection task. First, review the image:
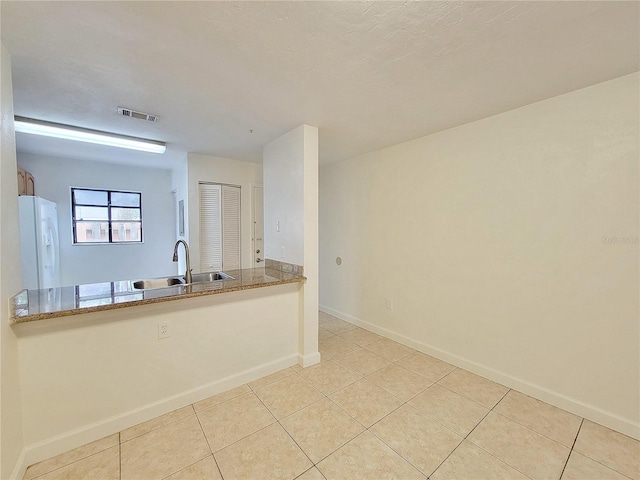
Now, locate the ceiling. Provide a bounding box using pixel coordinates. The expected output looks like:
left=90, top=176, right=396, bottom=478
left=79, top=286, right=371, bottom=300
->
left=2, top=1, right=638, bottom=169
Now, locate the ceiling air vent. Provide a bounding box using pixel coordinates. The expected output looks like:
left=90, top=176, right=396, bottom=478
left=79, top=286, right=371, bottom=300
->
left=117, top=107, right=158, bottom=123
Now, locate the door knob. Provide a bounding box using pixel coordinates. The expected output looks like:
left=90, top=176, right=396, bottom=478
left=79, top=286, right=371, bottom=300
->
left=256, top=258, right=263, bottom=263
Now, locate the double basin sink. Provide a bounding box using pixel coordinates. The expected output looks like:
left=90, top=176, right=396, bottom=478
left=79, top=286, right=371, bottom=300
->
left=130, top=271, right=233, bottom=291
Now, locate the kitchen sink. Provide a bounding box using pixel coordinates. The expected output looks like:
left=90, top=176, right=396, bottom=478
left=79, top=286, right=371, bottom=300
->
left=131, top=277, right=185, bottom=290
left=190, top=271, right=234, bottom=283
left=130, top=271, right=233, bottom=290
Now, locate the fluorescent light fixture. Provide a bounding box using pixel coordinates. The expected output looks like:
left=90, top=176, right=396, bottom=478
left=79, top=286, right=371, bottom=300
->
left=14, top=116, right=166, bottom=154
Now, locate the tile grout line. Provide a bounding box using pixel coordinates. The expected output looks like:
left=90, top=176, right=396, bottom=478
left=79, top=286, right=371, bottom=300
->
left=193, top=386, right=250, bottom=413
left=334, top=317, right=615, bottom=461
left=119, top=407, right=196, bottom=444
left=472, top=386, right=569, bottom=479
left=488, top=407, right=582, bottom=451
left=277, top=376, right=409, bottom=470
left=293, top=466, right=327, bottom=480
left=26, top=439, right=121, bottom=480
left=559, top=418, right=583, bottom=480
left=429, top=388, right=539, bottom=480
left=432, top=369, right=512, bottom=411
left=156, top=454, right=214, bottom=480
left=558, top=419, right=636, bottom=480
left=338, top=360, right=458, bottom=479
left=323, top=337, right=509, bottom=477
left=288, top=389, right=364, bottom=469
left=148, top=406, right=216, bottom=480
left=321, top=314, right=468, bottom=477
left=426, top=394, right=506, bottom=480
left=250, top=390, right=319, bottom=474
left=247, top=367, right=299, bottom=393
left=118, top=432, right=122, bottom=480
left=192, top=407, right=215, bottom=456
left=190, top=398, right=231, bottom=479
left=364, top=398, right=432, bottom=477
left=463, top=388, right=539, bottom=480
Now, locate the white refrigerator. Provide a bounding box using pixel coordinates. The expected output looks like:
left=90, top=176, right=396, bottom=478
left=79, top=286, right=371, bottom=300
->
left=19, top=196, right=61, bottom=290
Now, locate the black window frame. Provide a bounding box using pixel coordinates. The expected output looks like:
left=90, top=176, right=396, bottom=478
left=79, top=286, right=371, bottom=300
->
left=71, top=187, right=143, bottom=244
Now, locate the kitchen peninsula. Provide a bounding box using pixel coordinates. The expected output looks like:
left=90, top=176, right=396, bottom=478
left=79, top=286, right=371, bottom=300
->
left=11, top=267, right=305, bottom=323
left=10, top=264, right=310, bottom=472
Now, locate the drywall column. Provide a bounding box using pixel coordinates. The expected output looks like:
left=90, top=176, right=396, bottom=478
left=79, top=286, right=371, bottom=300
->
left=264, top=125, right=320, bottom=367
left=0, top=42, right=25, bottom=479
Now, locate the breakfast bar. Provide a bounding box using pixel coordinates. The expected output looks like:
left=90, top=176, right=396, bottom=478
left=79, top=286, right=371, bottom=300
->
left=11, top=267, right=305, bottom=323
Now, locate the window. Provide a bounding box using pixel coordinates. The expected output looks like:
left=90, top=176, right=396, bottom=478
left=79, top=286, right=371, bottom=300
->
left=72, top=188, right=142, bottom=244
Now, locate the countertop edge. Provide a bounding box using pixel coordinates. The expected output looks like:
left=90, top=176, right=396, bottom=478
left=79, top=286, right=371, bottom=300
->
left=11, top=273, right=305, bottom=324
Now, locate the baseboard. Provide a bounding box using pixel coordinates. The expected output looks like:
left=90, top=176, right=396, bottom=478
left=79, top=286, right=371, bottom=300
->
left=319, top=304, right=640, bottom=440
left=9, top=447, right=29, bottom=480
left=14, top=354, right=298, bottom=477
left=299, top=351, right=321, bottom=367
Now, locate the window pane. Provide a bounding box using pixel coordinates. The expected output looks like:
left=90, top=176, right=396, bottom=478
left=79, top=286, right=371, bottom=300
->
left=72, top=188, right=143, bottom=245
left=111, top=222, right=142, bottom=242
left=75, top=221, right=109, bottom=243
left=75, top=206, right=108, bottom=221
left=111, top=192, right=140, bottom=207
left=74, top=189, right=108, bottom=205
left=111, top=207, right=141, bottom=221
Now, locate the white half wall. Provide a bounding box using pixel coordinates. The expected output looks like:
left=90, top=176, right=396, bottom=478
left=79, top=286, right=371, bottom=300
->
left=17, top=153, right=177, bottom=286
left=15, top=283, right=300, bottom=474
left=0, top=42, right=26, bottom=480
left=319, top=73, right=640, bottom=438
left=186, top=153, right=262, bottom=271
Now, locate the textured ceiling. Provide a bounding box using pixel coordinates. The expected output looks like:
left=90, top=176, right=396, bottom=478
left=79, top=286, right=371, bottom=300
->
left=2, top=1, right=639, bottom=168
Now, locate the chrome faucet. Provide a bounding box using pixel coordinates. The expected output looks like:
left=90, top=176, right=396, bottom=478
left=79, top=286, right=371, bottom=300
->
left=173, top=240, right=192, bottom=284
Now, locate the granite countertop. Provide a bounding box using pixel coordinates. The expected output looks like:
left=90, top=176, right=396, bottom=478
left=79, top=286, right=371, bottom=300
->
left=11, top=267, right=305, bottom=324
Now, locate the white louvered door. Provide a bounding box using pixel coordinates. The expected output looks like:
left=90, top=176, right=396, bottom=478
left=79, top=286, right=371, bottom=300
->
left=221, top=185, right=241, bottom=270
left=199, top=183, right=222, bottom=271
left=199, top=183, right=241, bottom=272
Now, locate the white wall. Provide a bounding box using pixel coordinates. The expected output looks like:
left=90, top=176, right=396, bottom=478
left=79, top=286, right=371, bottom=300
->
left=319, top=73, right=639, bottom=438
left=17, top=153, right=177, bottom=286
left=171, top=155, right=189, bottom=273
left=0, top=42, right=26, bottom=480
left=263, top=125, right=320, bottom=366
left=186, top=153, right=262, bottom=272
left=15, top=283, right=300, bottom=473
left=263, top=127, right=305, bottom=265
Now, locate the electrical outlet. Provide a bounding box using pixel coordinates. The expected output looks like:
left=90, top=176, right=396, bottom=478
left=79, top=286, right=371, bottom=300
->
left=385, top=298, right=394, bottom=310
left=158, top=320, right=171, bottom=339
left=281, top=246, right=286, bottom=259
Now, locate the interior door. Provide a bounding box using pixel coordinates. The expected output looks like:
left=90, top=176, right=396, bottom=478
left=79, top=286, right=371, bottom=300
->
left=252, top=186, right=264, bottom=266
left=221, top=185, right=241, bottom=270
left=199, top=183, right=222, bottom=272
left=199, top=182, right=241, bottom=272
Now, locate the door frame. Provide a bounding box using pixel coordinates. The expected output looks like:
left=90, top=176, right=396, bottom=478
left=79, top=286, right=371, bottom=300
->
left=251, top=184, right=264, bottom=266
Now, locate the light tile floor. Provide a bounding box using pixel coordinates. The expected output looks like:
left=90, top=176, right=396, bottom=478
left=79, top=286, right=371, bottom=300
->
left=23, top=312, right=640, bottom=480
